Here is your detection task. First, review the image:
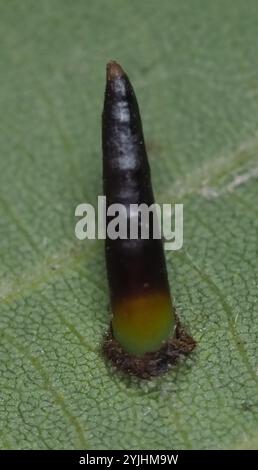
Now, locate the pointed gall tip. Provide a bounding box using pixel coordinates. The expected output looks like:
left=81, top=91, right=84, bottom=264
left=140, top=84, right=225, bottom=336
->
left=106, top=61, right=125, bottom=80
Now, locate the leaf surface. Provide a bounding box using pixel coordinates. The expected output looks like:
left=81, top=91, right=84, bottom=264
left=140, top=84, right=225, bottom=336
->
left=0, top=0, right=258, bottom=450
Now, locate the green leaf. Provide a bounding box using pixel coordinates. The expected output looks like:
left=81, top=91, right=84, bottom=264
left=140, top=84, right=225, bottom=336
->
left=0, top=0, right=258, bottom=450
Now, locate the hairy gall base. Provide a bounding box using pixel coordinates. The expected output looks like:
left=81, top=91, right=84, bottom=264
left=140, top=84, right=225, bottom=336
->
left=103, top=317, right=196, bottom=379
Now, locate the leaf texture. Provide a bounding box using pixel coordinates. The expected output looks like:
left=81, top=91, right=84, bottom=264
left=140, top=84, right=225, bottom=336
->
left=0, top=0, right=258, bottom=450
